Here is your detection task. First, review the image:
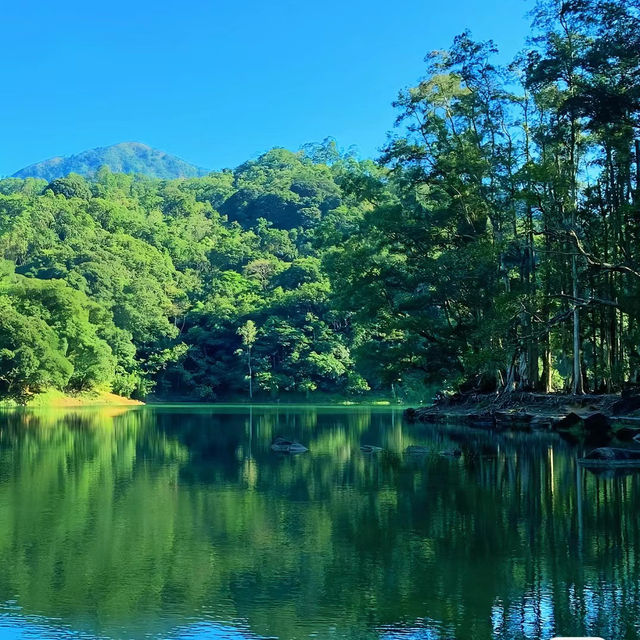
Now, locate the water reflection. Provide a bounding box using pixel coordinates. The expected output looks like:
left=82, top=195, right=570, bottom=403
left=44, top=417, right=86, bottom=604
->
left=0, top=405, right=639, bottom=639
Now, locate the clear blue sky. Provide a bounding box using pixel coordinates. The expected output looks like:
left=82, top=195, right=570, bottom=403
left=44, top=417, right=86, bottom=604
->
left=1, top=0, right=532, bottom=176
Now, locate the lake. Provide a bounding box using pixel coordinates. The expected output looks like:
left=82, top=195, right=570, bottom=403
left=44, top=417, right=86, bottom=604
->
left=0, top=405, right=638, bottom=640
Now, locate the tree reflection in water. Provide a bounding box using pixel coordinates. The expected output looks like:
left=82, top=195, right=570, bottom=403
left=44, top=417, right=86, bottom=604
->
left=0, top=405, right=638, bottom=640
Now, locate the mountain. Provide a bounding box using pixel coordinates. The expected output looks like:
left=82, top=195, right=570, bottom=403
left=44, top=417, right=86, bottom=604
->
left=12, top=142, right=209, bottom=181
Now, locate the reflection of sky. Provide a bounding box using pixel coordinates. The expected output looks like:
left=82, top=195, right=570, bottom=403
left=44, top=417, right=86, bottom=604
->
left=491, top=592, right=557, bottom=639
left=0, top=614, right=101, bottom=639
left=489, top=584, right=640, bottom=640
left=0, top=614, right=267, bottom=640
left=3, top=615, right=456, bottom=640
left=165, top=621, right=270, bottom=640
left=1, top=595, right=638, bottom=640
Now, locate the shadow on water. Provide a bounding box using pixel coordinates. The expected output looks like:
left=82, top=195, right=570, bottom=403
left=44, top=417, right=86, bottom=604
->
left=0, top=405, right=639, bottom=640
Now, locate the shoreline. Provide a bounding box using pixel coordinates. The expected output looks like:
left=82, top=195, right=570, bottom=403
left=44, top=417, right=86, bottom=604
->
left=0, top=393, right=407, bottom=409
left=404, top=392, right=640, bottom=443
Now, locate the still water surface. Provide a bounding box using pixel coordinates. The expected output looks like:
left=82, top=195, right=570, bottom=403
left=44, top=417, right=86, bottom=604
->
left=0, top=405, right=638, bottom=640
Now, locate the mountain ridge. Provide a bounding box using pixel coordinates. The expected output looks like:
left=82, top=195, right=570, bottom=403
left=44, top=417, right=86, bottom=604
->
left=12, top=142, right=209, bottom=181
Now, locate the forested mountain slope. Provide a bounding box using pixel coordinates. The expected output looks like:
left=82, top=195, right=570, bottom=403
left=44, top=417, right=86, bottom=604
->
left=2, top=0, right=640, bottom=403
left=0, top=147, right=383, bottom=401
left=11, top=142, right=208, bottom=181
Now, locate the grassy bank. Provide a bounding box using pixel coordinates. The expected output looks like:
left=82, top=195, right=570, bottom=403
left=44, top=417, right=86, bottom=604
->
left=1, top=390, right=408, bottom=408
left=0, top=390, right=144, bottom=408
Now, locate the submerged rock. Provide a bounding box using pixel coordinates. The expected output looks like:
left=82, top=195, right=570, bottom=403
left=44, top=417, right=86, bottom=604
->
left=404, top=445, right=462, bottom=458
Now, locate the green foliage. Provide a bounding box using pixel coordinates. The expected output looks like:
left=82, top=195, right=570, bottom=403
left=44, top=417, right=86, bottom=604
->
left=220, top=149, right=342, bottom=229
left=45, top=173, right=92, bottom=199
left=0, top=267, right=117, bottom=400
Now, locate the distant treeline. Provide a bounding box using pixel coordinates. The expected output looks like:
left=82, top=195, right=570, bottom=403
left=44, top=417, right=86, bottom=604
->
left=1, top=0, right=640, bottom=402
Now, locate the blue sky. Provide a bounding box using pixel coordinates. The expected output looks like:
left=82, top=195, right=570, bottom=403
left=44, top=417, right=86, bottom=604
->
left=1, top=0, right=532, bottom=176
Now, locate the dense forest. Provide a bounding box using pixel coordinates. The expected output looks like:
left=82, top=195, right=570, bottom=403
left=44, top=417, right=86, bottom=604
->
left=1, top=0, right=640, bottom=402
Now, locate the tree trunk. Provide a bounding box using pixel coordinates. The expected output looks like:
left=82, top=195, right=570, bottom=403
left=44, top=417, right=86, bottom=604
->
left=635, top=139, right=640, bottom=204
left=572, top=253, right=584, bottom=394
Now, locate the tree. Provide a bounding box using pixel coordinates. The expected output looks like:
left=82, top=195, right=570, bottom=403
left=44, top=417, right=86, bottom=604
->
left=237, top=320, right=257, bottom=399
left=46, top=173, right=93, bottom=199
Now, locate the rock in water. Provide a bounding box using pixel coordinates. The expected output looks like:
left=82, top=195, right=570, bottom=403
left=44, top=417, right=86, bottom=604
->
left=403, top=408, right=417, bottom=421
left=271, top=436, right=308, bottom=454
left=405, top=445, right=430, bottom=455
left=360, top=445, right=383, bottom=454
left=615, top=427, right=640, bottom=441
left=495, top=412, right=534, bottom=430
left=579, top=447, right=640, bottom=467
left=464, top=413, right=495, bottom=428
left=440, top=449, right=462, bottom=458
left=555, top=411, right=611, bottom=437
left=582, top=412, right=611, bottom=436
left=612, top=395, right=640, bottom=415
left=555, top=412, right=583, bottom=430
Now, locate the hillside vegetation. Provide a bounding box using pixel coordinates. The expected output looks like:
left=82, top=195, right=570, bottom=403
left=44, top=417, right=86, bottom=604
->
left=2, top=0, right=640, bottom=403
left=12, top=142, right=208, bottom=181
